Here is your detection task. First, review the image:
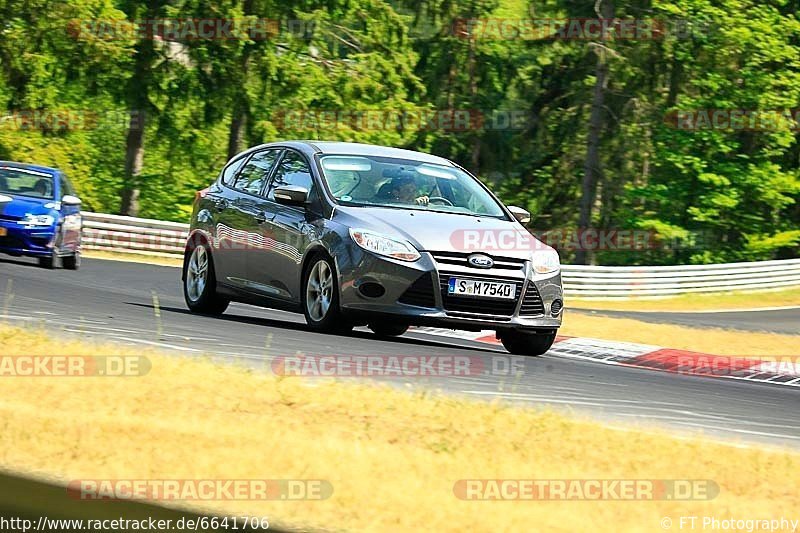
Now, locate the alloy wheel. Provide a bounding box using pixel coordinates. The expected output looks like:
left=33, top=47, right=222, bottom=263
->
left=306, top=259, right=333, bottom=322
left=186, top=246, right=209, bottom=302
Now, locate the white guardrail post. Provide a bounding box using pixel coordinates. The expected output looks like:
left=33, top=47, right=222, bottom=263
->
left=79, top=212, right=800, bottom=298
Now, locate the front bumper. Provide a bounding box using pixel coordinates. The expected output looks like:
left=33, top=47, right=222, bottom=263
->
left=0, top=221, right=56, bottom=257
left=337, top=249, right=563, bottom=333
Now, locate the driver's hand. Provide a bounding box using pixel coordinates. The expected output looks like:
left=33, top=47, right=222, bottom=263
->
left=415, top=196, right=429, bottom=206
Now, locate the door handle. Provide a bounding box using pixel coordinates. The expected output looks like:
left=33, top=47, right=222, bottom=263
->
left=255, top=212, right=268, bottom=224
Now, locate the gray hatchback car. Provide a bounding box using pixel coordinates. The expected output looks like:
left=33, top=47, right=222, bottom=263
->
left=183, top=141, right=563, bottom=355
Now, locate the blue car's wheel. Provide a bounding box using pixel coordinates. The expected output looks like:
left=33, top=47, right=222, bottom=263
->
left=38, top=251, right=60, bottom=269
left=63, top=252, right=80, bottom=270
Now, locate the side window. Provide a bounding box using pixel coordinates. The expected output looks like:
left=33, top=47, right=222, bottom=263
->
left=59, top=175, right=75, bottom=197
left=220, top=156, right=247, bottom=186
left=266, top=150, right=314, bottom=201
left=232, top=150, right=280, bottom=195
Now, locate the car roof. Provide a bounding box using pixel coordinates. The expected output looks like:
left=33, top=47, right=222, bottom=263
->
left=0, top=161, right=60, bottom=175
left=247, top=141, right=456, bottom=167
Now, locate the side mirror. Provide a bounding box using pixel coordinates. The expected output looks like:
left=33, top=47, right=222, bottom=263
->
left=507, top=205, right=531, bottom=224
left=273, top=185, right=309, bottom=206
left=62, top=195, right=82, bottom=207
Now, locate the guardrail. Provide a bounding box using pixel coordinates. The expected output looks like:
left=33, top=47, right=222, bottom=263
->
left=82, top=212, right=189, bottom=258
left=561, top=260, right=800, bottom=297
left=80, top=212, right=800, bottom=298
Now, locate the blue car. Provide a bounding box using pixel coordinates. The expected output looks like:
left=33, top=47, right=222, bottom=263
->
left=0, top=162, right=82, bottom=269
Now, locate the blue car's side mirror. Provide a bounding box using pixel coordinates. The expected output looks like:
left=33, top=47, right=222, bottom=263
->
left=62, top=195, right=82, bottom=207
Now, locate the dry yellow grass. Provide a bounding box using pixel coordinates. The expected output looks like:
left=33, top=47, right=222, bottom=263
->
left=561, top=313, right=799, bottom=356
left=82, top=250, right=183, bottom=268
left=570, top=287, right=800, bottom=312
left=0, top=324, right=799, bottom=532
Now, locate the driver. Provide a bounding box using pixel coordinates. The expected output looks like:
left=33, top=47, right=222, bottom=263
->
left=384, top=176, right=429, bottom=206
left=33, top=178, right=50, bottom=197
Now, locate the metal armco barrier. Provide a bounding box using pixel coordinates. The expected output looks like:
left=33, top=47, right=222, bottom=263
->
left=80, top=212, right=800, bottom=298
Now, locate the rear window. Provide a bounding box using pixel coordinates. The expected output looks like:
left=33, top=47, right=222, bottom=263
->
left=0, top=166, right=56, bottom=200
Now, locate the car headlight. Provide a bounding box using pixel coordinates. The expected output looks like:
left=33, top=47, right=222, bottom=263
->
left=531, top=248, right=560, bottom=275
left=349, top=229, right=420, bottom=262
left=17, top=214, right=55, bottom=227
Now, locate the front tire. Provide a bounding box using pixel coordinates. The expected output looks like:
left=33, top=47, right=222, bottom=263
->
left=38, top=251, right=59, bottom=269
left=368, top=322, right=409, bottom=337
left=302, top=254, right=352, bottom=333
left=183, top=243, right=229, bottom=315
left=500, top=331, right=556, bottom=356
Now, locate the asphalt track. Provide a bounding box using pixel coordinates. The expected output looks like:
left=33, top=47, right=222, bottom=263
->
left=573, top=308, right=799, bottom=335
left=0, top=255, right=798, bottom=448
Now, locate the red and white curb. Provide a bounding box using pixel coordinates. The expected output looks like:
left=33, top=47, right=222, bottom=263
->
left=411, top=327, right=800, bottom=388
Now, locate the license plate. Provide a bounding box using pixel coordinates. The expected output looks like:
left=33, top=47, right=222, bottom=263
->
left=448, top=278, right=516, bottom=299
left=0, top=227, right=6, bottom=237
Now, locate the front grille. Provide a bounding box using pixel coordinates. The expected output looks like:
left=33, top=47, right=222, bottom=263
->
left=0, top=236, right=25, bottom=249
left=439, top=273, right=523, bottom=317
left=431, top=251, right=525, bottom=271
left=0, top=214, right=22, bottom=222
left=519, top=283, right=545, bottom=316
left=398, top=273, right=437, bottom=308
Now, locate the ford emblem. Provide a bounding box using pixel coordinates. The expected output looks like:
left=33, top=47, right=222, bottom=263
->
left=468, top=254, right=494, bottom=269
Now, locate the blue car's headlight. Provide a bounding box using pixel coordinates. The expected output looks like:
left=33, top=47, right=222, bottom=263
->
left=17, top=214, right=55, bottom=227
left=350, top=229, right=421, bottom=262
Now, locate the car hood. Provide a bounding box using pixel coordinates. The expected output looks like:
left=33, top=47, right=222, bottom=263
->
left=333, top=205, right=548, bottom=259
left=0, top=194, right=56, bottom=218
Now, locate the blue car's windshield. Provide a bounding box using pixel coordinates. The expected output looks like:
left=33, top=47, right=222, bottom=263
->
left=320, top=155, right=506, bottom=218
left=0, top=166, right=55, bottom=200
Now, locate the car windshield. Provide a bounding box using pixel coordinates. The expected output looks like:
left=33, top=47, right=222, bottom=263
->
left=0, top=166, right=55, bottom=200
left=320, top=155, right=507, bottom=218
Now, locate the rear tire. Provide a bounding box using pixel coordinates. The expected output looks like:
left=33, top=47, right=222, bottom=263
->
left=63, top=252, right=80, bottom=270
left=183, top=243, right=229, bottom=315
left=368, top=322, right=409, bottom=337
left=500, top=331, right=556, bottom=356
left=302, top=254, right=352, bottom=334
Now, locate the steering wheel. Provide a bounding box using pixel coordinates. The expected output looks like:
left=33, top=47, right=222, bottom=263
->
left=426, top=196, right=454, bottom=206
